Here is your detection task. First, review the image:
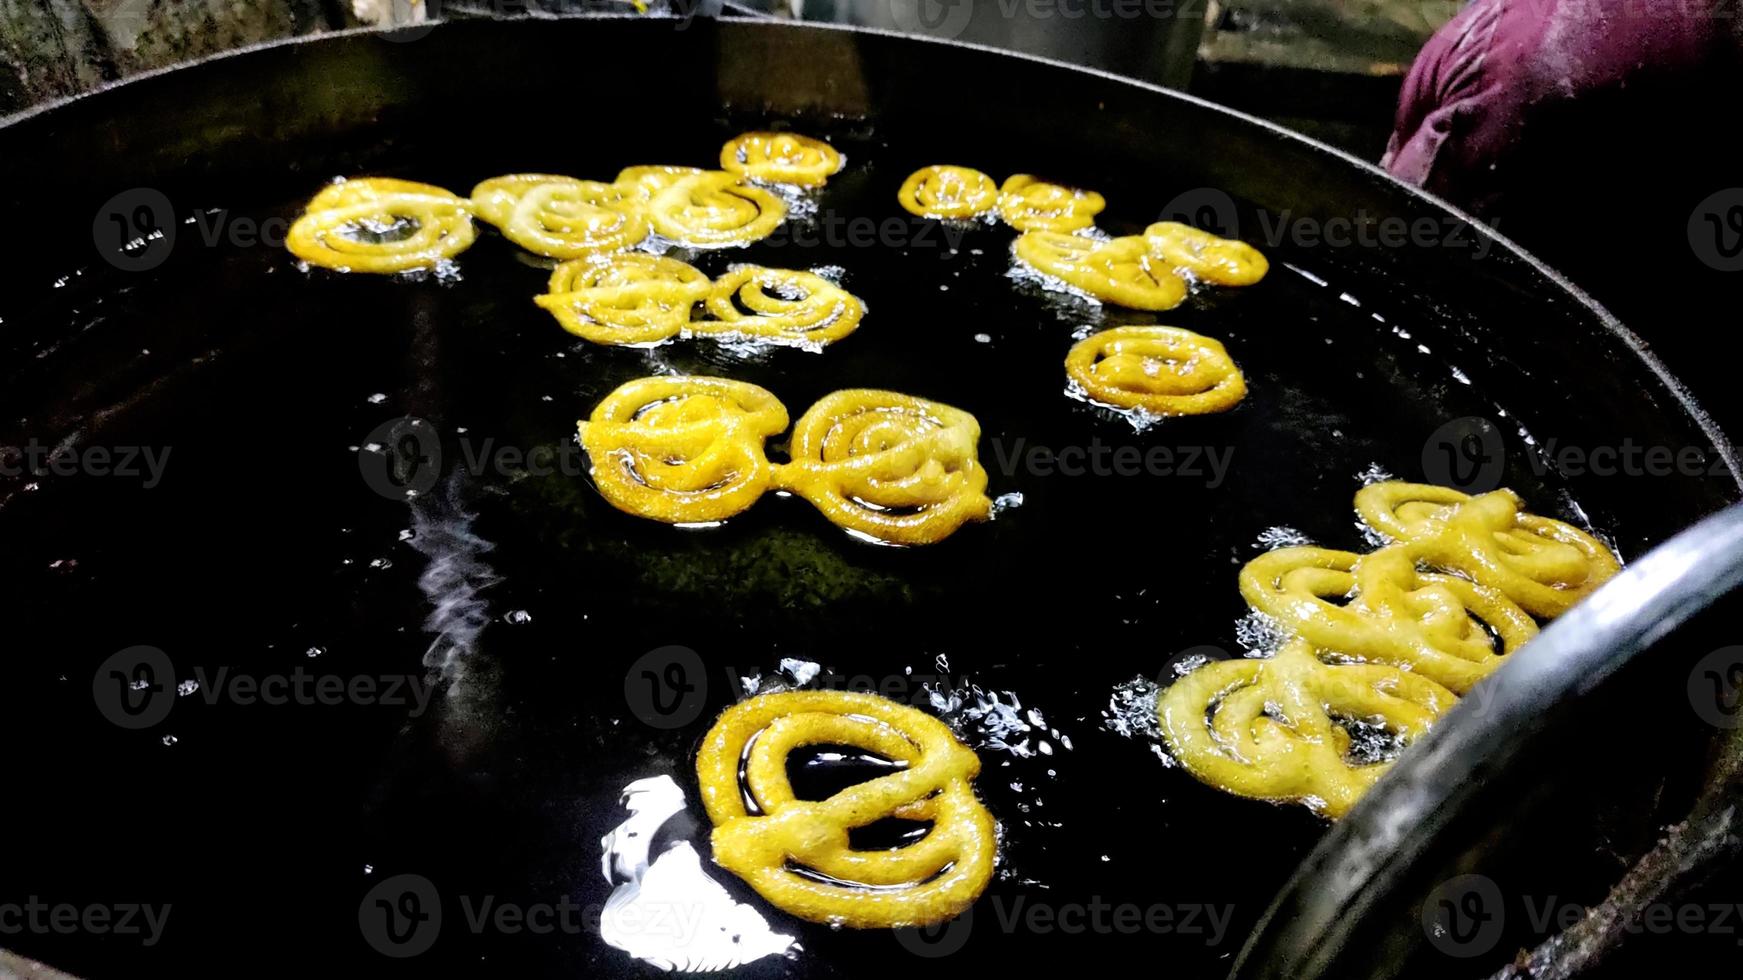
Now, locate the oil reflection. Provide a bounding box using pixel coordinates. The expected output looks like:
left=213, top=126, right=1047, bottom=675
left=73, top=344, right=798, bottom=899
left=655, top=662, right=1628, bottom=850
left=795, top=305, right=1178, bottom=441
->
left=599, top=776, right=798, bottom=972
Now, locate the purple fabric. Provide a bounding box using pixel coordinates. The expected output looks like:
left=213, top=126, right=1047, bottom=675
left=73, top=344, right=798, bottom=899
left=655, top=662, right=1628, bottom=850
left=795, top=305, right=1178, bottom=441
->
left=1382, top=0, right=1743, bottom=423
left=1387, top=0, right=1743, bottom=420
left=1384, top=0, right=1740, bottom=219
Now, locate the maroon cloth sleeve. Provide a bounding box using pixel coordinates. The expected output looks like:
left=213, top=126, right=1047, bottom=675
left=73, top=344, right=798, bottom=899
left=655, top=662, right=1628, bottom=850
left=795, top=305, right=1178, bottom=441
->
left=1383, top=0, right=1743, bottom=418
left=1385, top=0, right=1739, bottom=216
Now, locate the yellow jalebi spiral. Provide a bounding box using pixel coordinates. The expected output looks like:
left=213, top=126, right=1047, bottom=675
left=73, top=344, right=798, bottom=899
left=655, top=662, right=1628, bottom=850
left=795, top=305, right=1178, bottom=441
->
left=720, top=132, right=845, bottom=187
left=1013, top=228, right=1097, bottom=273
left=1014, top=232, right=1188, bottom=310
left=471, top=174, right=648, bottom=259
left=470, top=173, right=570, bottom=226
left=1354, top=482, right=1622, bottom=618
left=1065, top=326, right=1247, bottom=416
left=1158, top=638, right=1458, bottom=819
left=697, top=690, right=996, bottom=928
left=773, top=391, right=994, bottom=546
left=614, top=165, right=706, bottom=204
left=647, top=171, right=788, bottom=248
left=696, top=266, right=866, bottom=348
left=897, top=165, right=1000, bottom=219
left=576, top=376, right=789, bottom=524
left=1143, top=222, right=1270, bottom=286
left=996, top=174, right=1105, bottom=233
left=534, top=254, right=710, bottom=346
left=1239, top=545, right=1538, bottom=694
left=286, top=178, right=476, bottom=274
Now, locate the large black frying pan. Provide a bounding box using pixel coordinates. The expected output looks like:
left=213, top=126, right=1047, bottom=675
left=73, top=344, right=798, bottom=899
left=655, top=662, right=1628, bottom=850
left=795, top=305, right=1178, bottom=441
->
left=2, top=15, right=1738, bottom=980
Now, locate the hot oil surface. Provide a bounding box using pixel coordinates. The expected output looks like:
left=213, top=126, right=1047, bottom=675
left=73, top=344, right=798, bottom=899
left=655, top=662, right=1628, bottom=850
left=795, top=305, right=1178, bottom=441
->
left=1, top=119, right=1600, bottom=978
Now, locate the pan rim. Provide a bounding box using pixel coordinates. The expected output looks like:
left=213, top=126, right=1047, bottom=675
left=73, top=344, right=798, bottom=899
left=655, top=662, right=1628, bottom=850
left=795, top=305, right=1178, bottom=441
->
left=1, top=12, right=1735, bottom=491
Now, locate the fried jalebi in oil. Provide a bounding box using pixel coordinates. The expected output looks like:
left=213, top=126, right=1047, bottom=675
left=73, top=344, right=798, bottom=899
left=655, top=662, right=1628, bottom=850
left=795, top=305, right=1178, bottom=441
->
left=286, top=178, right=475, bottom=274
left=697, top=690, right=995, bottom=927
